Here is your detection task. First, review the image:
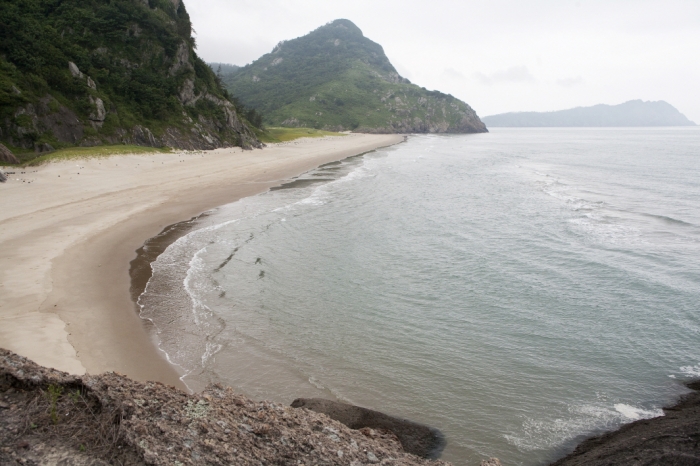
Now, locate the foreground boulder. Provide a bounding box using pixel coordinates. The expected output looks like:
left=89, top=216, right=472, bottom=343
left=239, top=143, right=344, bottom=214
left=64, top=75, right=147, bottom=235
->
left=0, top=349, right=450, bottom=465
left=291, top=398, right=446, bottom=459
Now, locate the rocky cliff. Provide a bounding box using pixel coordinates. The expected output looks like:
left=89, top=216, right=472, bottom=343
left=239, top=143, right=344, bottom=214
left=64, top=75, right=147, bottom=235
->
left=223, top=19, right=487, bottom=134
left=0, top=349, right=450, bottom=465
left=0, top=0, right=260, bottom=161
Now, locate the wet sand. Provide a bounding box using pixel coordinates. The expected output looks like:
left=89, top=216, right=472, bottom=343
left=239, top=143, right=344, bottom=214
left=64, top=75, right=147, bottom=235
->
left=0, top=134, right=403, bottom=390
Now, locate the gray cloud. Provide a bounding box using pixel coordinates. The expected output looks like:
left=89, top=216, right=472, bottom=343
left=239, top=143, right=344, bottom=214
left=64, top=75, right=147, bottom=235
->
left=557, top=76, right=584, bottom=87
left=474, top=66, right=536, bottom=85
left=442, top=68, right=466, bottom=80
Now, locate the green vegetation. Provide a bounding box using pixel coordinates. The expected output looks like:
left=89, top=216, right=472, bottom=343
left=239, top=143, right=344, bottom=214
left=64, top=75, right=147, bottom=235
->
left=223, top=19, right=486, bottom=134
left=25, top=144, right=171, bottom=166
left=257, top=127, right=345, bottom=143
left=0, top=0, right=259, bottom=162
left=47, top=384, right=64, bottom=425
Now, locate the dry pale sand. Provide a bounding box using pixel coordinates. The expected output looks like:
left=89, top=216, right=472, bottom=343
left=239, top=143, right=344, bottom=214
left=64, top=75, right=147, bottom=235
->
left=0, top=133, right=403, bottom=390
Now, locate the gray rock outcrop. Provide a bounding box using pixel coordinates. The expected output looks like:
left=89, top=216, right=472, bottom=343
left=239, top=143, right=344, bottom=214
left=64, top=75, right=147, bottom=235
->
left=0, top=143, right=20, bottom=164
left=550, top=380, right=700, bottom=465
left=291, top=397, right=446, bottom=459
left=170, top=41, right=194, bottom=76
left=68, top=61, right=83, bottom=79
left=88, top=96, right=106, bottom=128
left=179, top=78, right=199, bottom=106
left=4, top=97, right=84, bottom=149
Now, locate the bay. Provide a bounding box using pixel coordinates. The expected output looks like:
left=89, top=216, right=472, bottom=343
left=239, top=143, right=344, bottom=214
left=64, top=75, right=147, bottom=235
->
left=138, top=127, right=700, bottom=465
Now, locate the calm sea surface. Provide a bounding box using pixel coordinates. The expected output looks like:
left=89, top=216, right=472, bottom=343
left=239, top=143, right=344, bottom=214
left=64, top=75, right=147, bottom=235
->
left=138, top=128, right=700, bottom=465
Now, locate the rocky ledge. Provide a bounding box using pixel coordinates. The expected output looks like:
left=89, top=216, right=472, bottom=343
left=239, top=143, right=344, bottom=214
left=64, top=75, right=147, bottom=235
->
left=0, top=349, right=450, bottom=465
left=551, top=380, right=700, bottom=465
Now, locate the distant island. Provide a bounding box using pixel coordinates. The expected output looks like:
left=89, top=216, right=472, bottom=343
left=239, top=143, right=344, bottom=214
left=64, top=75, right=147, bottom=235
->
left=219, top=19, right=486, bottom=134
left=482, top=100, right=696, bottom=127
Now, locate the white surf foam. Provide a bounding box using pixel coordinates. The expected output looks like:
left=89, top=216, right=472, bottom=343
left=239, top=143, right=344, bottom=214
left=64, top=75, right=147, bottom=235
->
left=505, top=401, right=662, bottom=453
left=680, top=363, right=700, bottom=377
left=183, top=246, right=214, bottom=326
left=613, top=403, right=664, bottom=420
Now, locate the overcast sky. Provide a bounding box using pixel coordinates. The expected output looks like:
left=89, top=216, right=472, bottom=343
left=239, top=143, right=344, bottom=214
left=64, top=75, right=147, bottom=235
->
left=186, top=0, right=700, bottom=122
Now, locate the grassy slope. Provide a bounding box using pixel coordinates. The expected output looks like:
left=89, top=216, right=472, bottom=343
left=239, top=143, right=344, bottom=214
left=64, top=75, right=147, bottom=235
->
left=10, top=130, right=341, bottom=165
left=257, top=127, right=345, bottom=143
left=22, top=144, right=171, bottom=166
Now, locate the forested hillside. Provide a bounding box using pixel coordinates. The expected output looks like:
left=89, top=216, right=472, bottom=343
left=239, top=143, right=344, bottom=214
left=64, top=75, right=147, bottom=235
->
left=0, top=0, right=260, bottom=161
left=223, top=19, right=486, bottom=134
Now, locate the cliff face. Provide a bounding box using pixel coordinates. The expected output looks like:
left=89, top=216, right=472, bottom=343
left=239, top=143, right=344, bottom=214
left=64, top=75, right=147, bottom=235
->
left=0, top=349, right=449, bottom=465
left=0, top=0, right=261, bottom=159
left=223, top=19, right=487, bottom=134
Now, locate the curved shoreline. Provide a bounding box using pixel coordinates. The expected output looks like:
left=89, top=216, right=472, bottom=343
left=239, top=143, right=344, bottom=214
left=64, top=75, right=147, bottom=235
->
left=0, top=134, right=403, bottom=390
left=127, top=149, right=398, bottom=393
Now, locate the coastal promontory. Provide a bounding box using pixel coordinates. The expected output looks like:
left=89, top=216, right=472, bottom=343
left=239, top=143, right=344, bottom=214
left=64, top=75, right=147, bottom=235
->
left=221, top=19, right=487, bottom=134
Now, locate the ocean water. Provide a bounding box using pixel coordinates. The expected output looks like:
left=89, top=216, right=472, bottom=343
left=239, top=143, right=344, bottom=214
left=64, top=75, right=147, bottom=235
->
left=137, top=128, right=700, bottom=465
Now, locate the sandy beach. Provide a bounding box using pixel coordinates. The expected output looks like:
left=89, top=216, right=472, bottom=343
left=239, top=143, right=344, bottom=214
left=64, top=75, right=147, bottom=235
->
left=0, top=133, right=403, bottom=390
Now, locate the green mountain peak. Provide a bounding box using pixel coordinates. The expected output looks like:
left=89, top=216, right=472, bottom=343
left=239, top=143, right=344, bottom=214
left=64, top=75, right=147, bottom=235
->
left=223, top=20, right=486, bottom=133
